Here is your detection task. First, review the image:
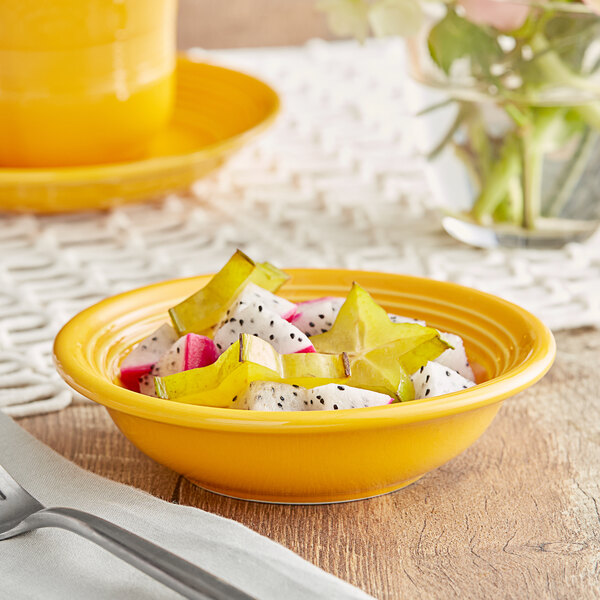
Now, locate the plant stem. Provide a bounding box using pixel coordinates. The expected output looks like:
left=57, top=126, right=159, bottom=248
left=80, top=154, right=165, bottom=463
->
left=506, top=176, right=524, bottom=225
left=415, top=98, right=454, bottom=117
left=471, top=134, right=521, bottom=221
left=529, top=33, right=600, bottom=130
left=467, top=110, right=493, bottom=181
left=521, top=127, right=543, bottom=230
left=472, top=106, right=569, bottom=226
left=426, top=103, right=468, bottom=161
left=546, top=128, right=596, bottom=217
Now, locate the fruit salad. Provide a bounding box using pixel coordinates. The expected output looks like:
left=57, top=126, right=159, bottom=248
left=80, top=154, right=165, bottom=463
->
left=120, top=251, right=476, bottom=411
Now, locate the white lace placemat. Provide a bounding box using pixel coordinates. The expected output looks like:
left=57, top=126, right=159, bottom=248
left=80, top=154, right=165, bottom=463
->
left=1, top=39, right=599, bottom=417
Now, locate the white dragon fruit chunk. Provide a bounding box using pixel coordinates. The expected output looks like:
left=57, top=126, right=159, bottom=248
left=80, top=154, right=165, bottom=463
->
left=306, top=384, right=394, bottom=411
left=411, top=361, right=475, bottom=400
left=288, top=297, right=345, bottom=336
left=138, top=374, right=157, bottom=397
left=213, top=303, right=315, bottom=355
left=228, top=282, right=296, bottom=320
left=237, top=381, right=308, bottom=411
left=388, top=313, right=427, bottom=327
left=235, top=381, right=394, bottom=411
left=139, top=334, right=219, bottom=397
left=120, top=323, right=178, bottom=392
left=435, top=332, right=475, bottom=381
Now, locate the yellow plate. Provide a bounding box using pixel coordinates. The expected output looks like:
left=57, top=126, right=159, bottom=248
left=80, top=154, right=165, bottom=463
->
left=54, top=269, right=556, bottom=504
left=0, top=57, right=279, bottom=214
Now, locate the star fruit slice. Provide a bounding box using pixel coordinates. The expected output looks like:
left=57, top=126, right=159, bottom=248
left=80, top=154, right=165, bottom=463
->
left=310, top=283, right=449, bottom=400
left=154, top=334, right=351, bottom=407
left=169, top=250, right=290, bottom=336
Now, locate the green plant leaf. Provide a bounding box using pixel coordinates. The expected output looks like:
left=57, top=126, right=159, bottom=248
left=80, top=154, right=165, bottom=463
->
left=543, top=13, right=600, bottom=72
left=368, top=0, right=424, bottom=38
left=427, top=8, right=503, bottom=76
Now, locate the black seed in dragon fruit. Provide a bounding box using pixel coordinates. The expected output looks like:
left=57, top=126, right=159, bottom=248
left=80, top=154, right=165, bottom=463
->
left=411, top=361, right=475, bottom=399
left=288, top=297, right=345, bottom=336
left=237, top=381, right=308, bottom=411
left=138, top=374, right=156, bottom=397
left=120, top=323, right=178, bottom=392
left=213, top=303, right=315, bottom=355
left=138, top=333, right=219, bottom=397
left=435, top=332, right=475, bottom=381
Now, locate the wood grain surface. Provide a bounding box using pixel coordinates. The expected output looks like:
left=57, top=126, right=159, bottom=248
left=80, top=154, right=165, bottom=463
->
left=176, top=0, right=333, bottom=49
left=17, top=327, right=600, bottom=599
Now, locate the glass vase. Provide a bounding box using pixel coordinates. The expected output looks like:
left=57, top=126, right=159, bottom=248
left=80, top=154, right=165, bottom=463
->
left=406, top=1, right=600, bottom=248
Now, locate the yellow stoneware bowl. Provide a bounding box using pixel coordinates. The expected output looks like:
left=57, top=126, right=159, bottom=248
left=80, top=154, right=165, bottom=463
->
left=54, top=269, right=555, bottom=503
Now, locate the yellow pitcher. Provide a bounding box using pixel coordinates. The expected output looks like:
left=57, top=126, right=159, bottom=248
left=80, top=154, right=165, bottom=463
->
left=0, top=0, right=177, bottom=167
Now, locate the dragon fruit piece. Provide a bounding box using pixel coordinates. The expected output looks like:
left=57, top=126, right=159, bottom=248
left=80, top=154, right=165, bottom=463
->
left=411, top=361, right=475, bottom=399
left=139, top=334, right=219, bottom=397
left=152, top=334, right=219, bottom=377
left=120, top=323, right=178, bottom=392
left=237, top=381, right=308, bottom=411
left=306, top=384, right=394, bottom=411
left=289, top=297, right=345, bottom=336
left=435, top=332, right=475, bottom=381
left=230, top=282, right=296, bottom=320
left=388, top=313, right=426, bottom=327
left=138, top=373, right=157, bottom=397
left=236, top=381, right=393, bottom=411
left=213, top=303, right=315, bottom=355
left=289, top=296, right=428, bottom=338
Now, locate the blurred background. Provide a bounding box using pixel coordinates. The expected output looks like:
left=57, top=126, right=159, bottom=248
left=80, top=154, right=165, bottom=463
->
left=177, top=0, right=333, bottom=48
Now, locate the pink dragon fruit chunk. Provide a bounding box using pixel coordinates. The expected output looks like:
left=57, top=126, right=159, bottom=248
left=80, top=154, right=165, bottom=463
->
left=138, top=334, right=219, bottom=397
left=120, top=323, right=178, bottom=392
left=305, top=384, right=394, bottom=410
left=435, top=332, right=475, bottom=381
left=288, top=296, right=345, bottom=336
left=184, top=333, right=220, bottom=370
left=213, top=303, right=315, bottom=355
left=411, top=361, right=475, bottom=399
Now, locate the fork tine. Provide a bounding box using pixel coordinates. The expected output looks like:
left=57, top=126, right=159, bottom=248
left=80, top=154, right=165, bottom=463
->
left=0, top=463, right=45, bottom=539
left=0, top=463, right=44, bottom=512
left=0, top=463, right=22, bottom=496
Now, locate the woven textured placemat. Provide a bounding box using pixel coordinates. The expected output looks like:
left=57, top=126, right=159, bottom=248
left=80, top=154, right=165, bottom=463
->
left=1, top=40, right=599, bottom=417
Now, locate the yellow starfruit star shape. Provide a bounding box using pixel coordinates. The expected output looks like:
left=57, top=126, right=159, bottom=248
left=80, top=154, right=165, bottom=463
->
left=309, top=283, right=449, bottom=400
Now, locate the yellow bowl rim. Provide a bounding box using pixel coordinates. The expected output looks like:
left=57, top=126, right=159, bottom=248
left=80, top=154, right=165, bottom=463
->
left=0, top=56, right=280, bottom=185
left=54, top=269, right=556, bottom=433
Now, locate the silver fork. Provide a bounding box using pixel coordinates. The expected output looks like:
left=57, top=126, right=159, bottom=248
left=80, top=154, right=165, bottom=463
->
left=0, top=464, right=255, bottom=600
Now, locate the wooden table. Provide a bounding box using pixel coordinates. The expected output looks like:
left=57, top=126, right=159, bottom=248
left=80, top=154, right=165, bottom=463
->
left=17, top=327, right=600, bottom=599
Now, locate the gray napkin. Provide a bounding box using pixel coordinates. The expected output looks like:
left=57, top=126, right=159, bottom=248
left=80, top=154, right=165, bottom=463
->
left=0, top=411, right=372, bottom=599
